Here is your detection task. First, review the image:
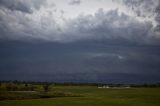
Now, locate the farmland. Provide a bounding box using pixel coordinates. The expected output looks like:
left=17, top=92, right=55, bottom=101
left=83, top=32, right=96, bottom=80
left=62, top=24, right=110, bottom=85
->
left=0, top=83, right=160, bottom=106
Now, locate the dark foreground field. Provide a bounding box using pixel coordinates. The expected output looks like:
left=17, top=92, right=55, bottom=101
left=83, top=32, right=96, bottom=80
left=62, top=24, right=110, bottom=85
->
left=0, top=85, right=160, bottom=106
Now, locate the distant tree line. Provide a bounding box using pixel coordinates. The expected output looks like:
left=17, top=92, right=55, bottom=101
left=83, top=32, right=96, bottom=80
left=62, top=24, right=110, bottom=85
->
left=0, top=81, right=53, bottom=92
left=0, top=80, right=160, bottom=90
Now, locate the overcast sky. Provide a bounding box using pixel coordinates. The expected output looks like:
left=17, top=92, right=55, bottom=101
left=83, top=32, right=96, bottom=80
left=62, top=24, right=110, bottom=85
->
left=0, top=0, right=160, bottom=83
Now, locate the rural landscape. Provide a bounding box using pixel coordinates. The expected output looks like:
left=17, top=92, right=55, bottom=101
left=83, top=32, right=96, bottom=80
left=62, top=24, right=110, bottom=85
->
left=0, top=81, right=160, bottom=106
left=0, top=0, right=160, bottom=105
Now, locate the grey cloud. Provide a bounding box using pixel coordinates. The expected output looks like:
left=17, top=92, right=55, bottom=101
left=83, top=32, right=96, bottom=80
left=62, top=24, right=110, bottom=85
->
left=0, top=0, right=160, bottom=83
left=0, top=41, right=160, bottom=83
left=155, top=1, right=160, bottom=31
left=122, top=0, right=160, bottom=32
left=0, top=0, right=45, bottom=13
left=69, top=0, right=81, bottom=5
left=65, top=9, right=155, bottom=44
left=0, top=6, right=57, bottom=41
left=0, top=3, right=159, bottom=45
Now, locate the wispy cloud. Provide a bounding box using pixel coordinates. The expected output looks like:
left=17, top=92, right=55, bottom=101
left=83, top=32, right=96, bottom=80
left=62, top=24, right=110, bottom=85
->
left=69, top=0, right=81, bottom=5
left=0, top=0, right=45, bottom=13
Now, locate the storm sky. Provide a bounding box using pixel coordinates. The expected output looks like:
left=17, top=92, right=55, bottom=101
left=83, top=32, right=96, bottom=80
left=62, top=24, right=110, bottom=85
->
left=0, top=0, right=160, bottom=83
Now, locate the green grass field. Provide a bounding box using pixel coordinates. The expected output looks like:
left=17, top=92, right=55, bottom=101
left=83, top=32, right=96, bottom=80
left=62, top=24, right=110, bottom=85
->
left=0, top=86, right=160, bottom=106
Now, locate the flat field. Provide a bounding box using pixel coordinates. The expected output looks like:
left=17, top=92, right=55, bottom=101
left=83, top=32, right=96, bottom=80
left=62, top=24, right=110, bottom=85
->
left=0, top=86, right=160, bottom=106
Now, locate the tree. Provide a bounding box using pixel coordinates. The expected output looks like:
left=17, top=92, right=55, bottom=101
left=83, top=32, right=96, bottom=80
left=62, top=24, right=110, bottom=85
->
left=43, top=83, right=50, bottom=92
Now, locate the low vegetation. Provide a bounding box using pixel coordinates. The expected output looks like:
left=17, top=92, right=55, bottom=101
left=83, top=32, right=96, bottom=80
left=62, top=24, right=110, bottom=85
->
left=0, top=81, right=160, bottom=106
left=0, top=81, right=82, bottom=100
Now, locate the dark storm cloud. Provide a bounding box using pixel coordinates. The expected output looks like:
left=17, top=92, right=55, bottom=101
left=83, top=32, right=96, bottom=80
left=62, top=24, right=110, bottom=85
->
left=0, top=0, right=160, bottom=83
left=69, top=0, right=81, bottom=5
left=0, top=41, right=160, bottom=83
left=0, top=0, right=45, bottom=13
